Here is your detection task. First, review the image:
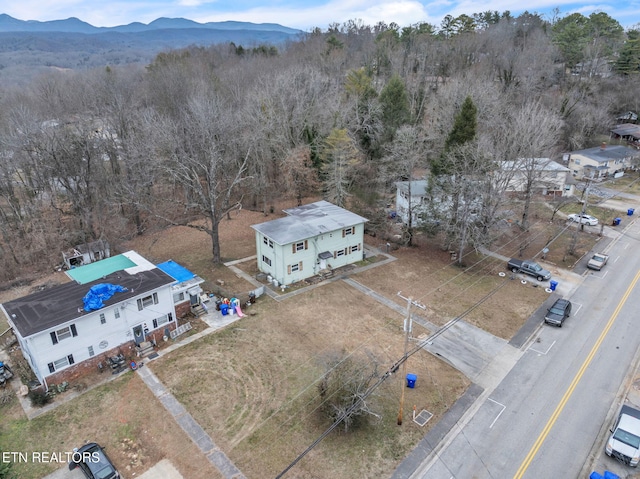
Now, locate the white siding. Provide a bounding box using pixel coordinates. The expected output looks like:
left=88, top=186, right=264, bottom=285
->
left=23, top=285, right=176, bottom=380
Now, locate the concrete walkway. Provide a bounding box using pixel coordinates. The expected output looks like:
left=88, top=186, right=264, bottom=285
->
left=136, top=365, right=245, bottom=479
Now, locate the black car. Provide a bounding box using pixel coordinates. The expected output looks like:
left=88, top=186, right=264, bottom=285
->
left=69, top=443, right=120, bottom=479
left=544, top=298, right=572, bottom=327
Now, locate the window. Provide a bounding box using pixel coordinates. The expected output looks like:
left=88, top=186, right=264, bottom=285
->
left=114, top=308, right=120, bottom=319
left=350, top=244, right=360, bottom=253
left=343, top=227, right=354, bottom=237
left=262, top=255, right=272, bottom=266
left=173, top=291, right=185, bottom=303
left=336, top=249, right=346, bottom=257
left=88, top=345, right=95, bottom=357
left=50, top=324, right=77, bottom=345
left=287, top=262, right=303, bottom=274
left=47, top=354, right=75, bottom=373
left=152, top=313, right=172, bottom=329
left=295, top=241, right=305, bottom=252
left=574, top=159, right=581, bottom=165
left=263, top=236, right=274, bottom=248
left=137, top=293, right=159, bottom=311
left=100, top=313, right=106, bottom=324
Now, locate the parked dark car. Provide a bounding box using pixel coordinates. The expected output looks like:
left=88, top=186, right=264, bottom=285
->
left=544, top=298, right=572, bottom=327
left=69, top=442, right=120, bottom=479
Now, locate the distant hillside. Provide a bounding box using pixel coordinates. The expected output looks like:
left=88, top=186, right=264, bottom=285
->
left=0, top=14, right=302, bottom=35
left=0, top=14, right=304, bottom=87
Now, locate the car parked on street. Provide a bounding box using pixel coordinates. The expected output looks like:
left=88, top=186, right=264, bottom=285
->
left=544, top=298, right=572, bottom=327
left=587, top=253, right=609, bottom=271
left=69, top=442, right=120, bottom=479
left=568, top=213, right=599, bottom=226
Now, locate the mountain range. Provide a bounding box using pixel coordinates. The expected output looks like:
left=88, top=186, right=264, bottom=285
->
left=0, top=14, right=304, bottom=87
left=0, top=14, right=302, bottom=35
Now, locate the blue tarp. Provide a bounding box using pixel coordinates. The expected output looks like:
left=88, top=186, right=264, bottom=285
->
left=82, top=283, right=128, bottom=311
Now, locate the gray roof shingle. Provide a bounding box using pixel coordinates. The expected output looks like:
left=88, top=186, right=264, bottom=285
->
left=251, top=200, right=368, bottom=245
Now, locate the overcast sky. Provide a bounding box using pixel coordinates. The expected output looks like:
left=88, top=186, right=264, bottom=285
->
left=3, top=0, right=640, bottom=31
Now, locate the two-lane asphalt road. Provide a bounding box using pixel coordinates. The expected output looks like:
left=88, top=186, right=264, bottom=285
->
left=410, top=219, right=640, bottom=478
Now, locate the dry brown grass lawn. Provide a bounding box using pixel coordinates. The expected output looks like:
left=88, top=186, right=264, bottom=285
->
left=153, top=280, right=470, bottom=478
left=0, top=373, right=222, bottom=479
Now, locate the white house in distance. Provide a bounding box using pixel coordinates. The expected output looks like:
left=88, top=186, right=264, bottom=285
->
left=566, top=144, right=640, bottom=179
left=395, top=180, right=429, bottom=226
left=501, top=158, right=574, bottom=197
left=0, top=251, right=178, bottom=389
left=251, top=200, right=368, bottom=286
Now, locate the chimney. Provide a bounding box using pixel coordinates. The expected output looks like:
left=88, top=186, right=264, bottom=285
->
left=601, top=142, right=607, bottom=150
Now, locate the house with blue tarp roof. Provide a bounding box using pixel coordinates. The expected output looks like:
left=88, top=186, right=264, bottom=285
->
left=156, top=260, right=205, bottom=317
left=0, top=251, right=178, bottom=390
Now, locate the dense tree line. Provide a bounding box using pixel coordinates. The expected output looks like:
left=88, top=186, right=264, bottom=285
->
left=0, top=10, right=639, bottom=279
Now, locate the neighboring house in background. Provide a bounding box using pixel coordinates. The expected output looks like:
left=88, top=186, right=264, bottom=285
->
left=251, top=200, right=368, bottom=286
left=61, top=239, right=110, bottom=269
left=566, top=144, right=640, bottom=179
left=0, top=251, right=177, bottom=390
left=395, top=180, right=429, bottom=226
left=501, top=159, right=574, bottom=197
left=610, top=123, right=640, bottom=149
left=156, top=260, right=205, bottom=318
left=616, top=111, right=638, bottom=123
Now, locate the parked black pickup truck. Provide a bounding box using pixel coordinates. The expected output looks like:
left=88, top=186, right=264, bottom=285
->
left=507, top=258, right=552, bottom=281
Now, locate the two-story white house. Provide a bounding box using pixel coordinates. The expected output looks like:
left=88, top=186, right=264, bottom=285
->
left=0, top=251, right=177, bottom=389
left=501, top=159, right=574, bottom=196
left=566, top=144, right=640, bottom=179
left=395, top=180, right=429, bottom=226
left=251, top=200, right=368, bottom=286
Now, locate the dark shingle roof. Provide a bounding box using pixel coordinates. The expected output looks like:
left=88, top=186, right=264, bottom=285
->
left=2, top=268, right=174, bottom=337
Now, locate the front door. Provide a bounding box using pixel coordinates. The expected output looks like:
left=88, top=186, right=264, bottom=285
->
left=132, top=325, right=144, bottom=345
left=319, top=259, right=326, bottom=270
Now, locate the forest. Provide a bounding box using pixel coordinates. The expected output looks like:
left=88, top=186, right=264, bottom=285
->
left=0, top=9, right=639, bottom=283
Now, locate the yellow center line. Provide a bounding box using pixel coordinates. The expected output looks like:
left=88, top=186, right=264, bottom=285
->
left=513, top=268, right=640, bottom=479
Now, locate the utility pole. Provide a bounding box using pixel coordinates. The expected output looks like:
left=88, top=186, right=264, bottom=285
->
left=579, top=173, right=594, bottom=231
left=396, top=292, right=426, bottom=425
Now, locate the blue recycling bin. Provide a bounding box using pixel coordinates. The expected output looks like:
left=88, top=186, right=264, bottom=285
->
left=628, top=208, right=635, bottom=216
left=406, top=373, right=417, bottom=388
left=220, top=303, right=229, bottom=316
left=549, top=280, right=558, bottom=291
left=604, top=472, right=620, bottom=479
left=614, top=217, right=621, bottom=226
left=589, top=473, right=604, bottom=479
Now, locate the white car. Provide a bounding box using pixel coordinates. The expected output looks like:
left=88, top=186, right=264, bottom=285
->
left=567, top=213, right=599, bottom=226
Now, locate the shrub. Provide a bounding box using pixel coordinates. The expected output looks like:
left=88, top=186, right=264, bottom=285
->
left=28, top=389, right=51, bottom=407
